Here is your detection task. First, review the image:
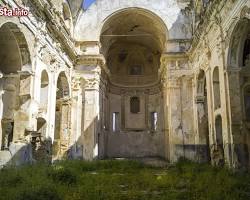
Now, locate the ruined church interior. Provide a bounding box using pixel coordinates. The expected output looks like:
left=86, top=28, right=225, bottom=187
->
left=0, top=0, right=250, bottom=170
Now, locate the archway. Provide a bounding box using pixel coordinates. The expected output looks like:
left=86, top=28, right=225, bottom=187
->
left=53, top=72, right=70, bottom=160
left=227, top=18, right=250, bottom=167
left=37, top=117, right=47, bottom=138
left=100, top=8, right=168, bottom=158
left=0, top=22, right=31, bottom=150
left=101, top=9, right=167, bottom=87
left=196, top=70, right=210, bottom=162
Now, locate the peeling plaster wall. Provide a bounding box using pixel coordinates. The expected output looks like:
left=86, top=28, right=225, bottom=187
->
left=190, top=0, right=250, bottom=167
left=107, top=90, right=165, bottom=158
left=0, top=0, right=75, bottom=165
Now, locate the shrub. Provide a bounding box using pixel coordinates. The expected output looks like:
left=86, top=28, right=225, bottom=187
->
left=47, top=167, right=77, bottom=186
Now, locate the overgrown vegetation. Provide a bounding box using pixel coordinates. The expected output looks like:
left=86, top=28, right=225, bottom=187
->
left=0, top=159, right=250, bottom=200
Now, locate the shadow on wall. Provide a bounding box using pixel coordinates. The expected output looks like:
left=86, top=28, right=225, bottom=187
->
left=0, top=115, right=100, bottom=167
left=66, top=116, right=102, bottom=161
left=0, top=142, right=32, bottom=166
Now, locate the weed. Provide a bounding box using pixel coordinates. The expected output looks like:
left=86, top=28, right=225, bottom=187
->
left=0, top=160, right=249, bottom=200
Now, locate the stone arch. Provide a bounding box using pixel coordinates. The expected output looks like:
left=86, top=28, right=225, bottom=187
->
left=100, top=8, right=168, bottom=87
left=100, top=6, right=167, bottom=159
left=100, top=7, right=168, bottom=47
left=53, top=71, right=71, bottom=160
left=75, top=0, right=184, bottom=42
left=212, top=67, right=221, bottom=110
left=227, top=18, right=250, bottom=68
left=56, top=71, right=70, bottom=99
left=0, top=22, right=31, bottom=74
left=226, top=17, right=250, bottom=168
left=0, top=22, right=31, bottom=150
left=37, top=117, right=47, bottom=138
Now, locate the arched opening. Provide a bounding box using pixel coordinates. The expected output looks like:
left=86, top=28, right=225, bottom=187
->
left=227, top=18, right=250, bottom=167
left=0, top=22, right=31, bottom=150
left=214, top=115, right=224, bottom=166
left=40, top=70, right=49, bottom=109
left=100, top=8, right=168, bottom=158
left=53, top=72, right=70, bottom=160
left=213, top=67, right=221, bottom=110
left=37, top=117, right=47, bottom=138
left=56, top=72, right=69, bottom=99
left=100, top=8, right=167, bottom=87
left=196, top=70, right=210, bottom=162
left=130, top=97, right=140, bottom=114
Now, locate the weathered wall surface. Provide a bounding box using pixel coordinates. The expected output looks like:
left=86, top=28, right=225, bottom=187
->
left=190, top=0, right=250, bottom=167
left=75, top=0, right=192, bottom=42
left=107, top=91, right=165, bottom=158
left=0, top=0, right=78, bottom=165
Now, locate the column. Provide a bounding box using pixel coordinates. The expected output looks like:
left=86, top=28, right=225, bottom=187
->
left=167, top=78, right=183, bottom=162
left=81, top=67, right=101, bottom=160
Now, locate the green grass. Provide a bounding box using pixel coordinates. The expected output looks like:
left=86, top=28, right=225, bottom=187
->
left=0, top=159, right=250, bottom=200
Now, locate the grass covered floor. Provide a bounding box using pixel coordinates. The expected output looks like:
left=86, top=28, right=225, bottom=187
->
left=0, top=160, right=250, bottom=200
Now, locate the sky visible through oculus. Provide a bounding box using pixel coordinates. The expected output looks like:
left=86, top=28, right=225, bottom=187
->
left=83, top=0, right=96, bottom=10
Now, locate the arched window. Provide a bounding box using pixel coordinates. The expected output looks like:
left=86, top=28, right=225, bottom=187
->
left=197, top=70, right=206, bottom=101
left=37, top=117, right=47, bottom=138
left=130, top=97, right=140, bottom=114
left=213, top=67, right=221, bottom=109
left=40, top=70, right=49, bottom=107
left=56, top=72, right=69, bottom=99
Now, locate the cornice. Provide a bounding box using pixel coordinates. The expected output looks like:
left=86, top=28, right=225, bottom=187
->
left=190, top=0, right=227, bottom=53
left=28, top=0, right=77, bottom=61
left=76, top=54, right=111, bottom=76
left=76, top=54, right=105, bottom=66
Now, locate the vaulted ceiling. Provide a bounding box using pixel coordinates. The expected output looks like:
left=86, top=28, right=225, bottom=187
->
left=100, top=8, right=168, bottom=57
